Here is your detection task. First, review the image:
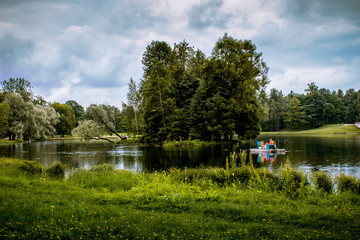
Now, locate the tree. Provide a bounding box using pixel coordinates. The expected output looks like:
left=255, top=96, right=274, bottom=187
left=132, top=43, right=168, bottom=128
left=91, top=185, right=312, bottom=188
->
left=65, top=100, right=85, bottom=126
left=205, top=93, right=235, bottom=141
left=199, top=34, right=269, bottom=139
left=72, top=120, right=113, bottom=142
left=127, top=78, right=141, bottom=135
left=304, top=83, right=325, bottom=128
left=5, top=93, right=58, bottom=140
left=86, top=104, right=126, bottom=140
left=52, top=102, right=76, bottom=136
left=1, top=78, right=33, bottom=101
left=141, top=41, right=175, bottom=143
left=0, top=102, right=10, bottom=138
left=284, top=97, right=307, bottom=129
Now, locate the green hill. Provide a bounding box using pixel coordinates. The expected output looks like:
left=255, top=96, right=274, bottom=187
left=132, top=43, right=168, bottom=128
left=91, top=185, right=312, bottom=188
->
left=261, top=124, right=360, bottom=135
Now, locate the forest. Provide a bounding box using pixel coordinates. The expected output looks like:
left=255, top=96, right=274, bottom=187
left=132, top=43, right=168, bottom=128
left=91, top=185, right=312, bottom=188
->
left=1, top=34, right=360, bottom=143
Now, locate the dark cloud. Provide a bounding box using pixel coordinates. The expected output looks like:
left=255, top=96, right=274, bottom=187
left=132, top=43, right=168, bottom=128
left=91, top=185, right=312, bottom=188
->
left=106, top=0, right=167, bottom=34
left=187, top=0, right=231, bottom=30
left=283, top=0, right=360, bottom=23
left=0, top=34, right=35, bottom=79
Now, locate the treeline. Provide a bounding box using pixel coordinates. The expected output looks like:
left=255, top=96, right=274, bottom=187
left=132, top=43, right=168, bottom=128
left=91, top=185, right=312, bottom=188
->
left=1, top=34, right=359, bottom=142
left=0, top=78, right=126, bottom=142
left=262, top=83, right=360, bottom=131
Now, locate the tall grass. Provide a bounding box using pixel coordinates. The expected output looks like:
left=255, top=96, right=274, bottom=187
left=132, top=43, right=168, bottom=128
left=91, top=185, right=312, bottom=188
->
left=1, top=157, right=360, bottom=239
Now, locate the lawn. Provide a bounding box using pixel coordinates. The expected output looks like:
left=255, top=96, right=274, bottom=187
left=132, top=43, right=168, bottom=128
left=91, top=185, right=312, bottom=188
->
left=261, top=124, right=360, bottom=136
left=1, top=157, right=359, bottom=239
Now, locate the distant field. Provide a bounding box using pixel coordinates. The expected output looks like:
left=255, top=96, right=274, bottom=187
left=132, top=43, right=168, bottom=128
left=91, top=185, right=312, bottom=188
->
left=261, top=124, right=360, bottom=136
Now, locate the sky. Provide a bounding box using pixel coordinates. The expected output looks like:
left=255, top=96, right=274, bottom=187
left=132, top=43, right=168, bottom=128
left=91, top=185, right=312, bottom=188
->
left=1, top=0, right=359, bottom=108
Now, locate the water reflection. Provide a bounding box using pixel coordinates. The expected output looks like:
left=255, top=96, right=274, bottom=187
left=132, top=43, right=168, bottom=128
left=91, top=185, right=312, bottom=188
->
left=0, top=135, right=359, bottom=178
left=255, top=135, right=360, bottom=178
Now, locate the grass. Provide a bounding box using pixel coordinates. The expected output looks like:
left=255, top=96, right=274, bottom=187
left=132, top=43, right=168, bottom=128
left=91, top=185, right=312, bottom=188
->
left=262, top=124, right=360, bottom=136
left=0, top=139, right=24, bottom=144
left=1, top=157, right=360, bottom=239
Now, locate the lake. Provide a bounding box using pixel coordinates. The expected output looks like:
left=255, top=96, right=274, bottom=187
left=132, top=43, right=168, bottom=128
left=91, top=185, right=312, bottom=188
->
left=0, top=135, right=359, bottom=178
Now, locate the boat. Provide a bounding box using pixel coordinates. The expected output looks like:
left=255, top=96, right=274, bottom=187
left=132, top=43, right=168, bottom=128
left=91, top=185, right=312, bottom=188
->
left=250, top=142, right=286, bottom=153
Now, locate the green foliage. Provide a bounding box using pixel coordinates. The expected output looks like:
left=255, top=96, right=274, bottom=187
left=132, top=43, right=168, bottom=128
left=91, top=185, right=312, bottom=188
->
left=86, top=104, right=125, bottom=140
left=140, top=35, right=268, bottom=143
left=336, top=174, right=360, bottom=194
left=5, top=92, right=59, bottom=140
left=279, top=159, right=310, bottom=199
left=0, top=158, right=43, bottom=175
left=313, top=171, right=333, bottom=194
left=68, top=164, right=138, bottom=191
left=0, top=102, right=10, bottom=138
left=65, top=100, right=85, bottom=126
left=1, top=77, right=33, bottom=101
left=45, top=162, right=65, bottom=179
left=52, top=102, right=76, bottom=136
left=72, top=119, right=106, bottom=141
left=284, top=96, right=307, bottom=129
left=1, top=158, right=360, bottom=239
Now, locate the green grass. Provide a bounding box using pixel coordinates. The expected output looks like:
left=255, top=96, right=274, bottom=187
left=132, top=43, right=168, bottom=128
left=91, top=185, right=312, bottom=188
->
left=1, top=157, right=360, bottom=239
left=0, top=139, right=24, bottom=144
left=262, top=124, right=360, bottom=136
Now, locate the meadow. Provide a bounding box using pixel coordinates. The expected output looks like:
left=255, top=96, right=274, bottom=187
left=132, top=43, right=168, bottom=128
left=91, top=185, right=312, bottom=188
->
left=1, top=155, right=359, bottom=239
left=261, top=124, right=360, bottom=136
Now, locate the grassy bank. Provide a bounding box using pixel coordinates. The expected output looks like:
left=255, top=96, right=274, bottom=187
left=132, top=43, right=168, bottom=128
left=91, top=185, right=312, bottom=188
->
left=1, top=157, right=360, bottom=239
left=261, top=124, right=360, bottom=136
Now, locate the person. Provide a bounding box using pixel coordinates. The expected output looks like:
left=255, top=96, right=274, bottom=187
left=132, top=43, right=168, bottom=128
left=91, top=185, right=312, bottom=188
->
left=260, top=140, right=264, bottom=146
left=269, top=139, right=276, bottom=147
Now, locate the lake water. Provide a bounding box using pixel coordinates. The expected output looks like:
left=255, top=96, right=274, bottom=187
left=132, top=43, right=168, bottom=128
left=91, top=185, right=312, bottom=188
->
left=0, top=135, right=359, bottom=178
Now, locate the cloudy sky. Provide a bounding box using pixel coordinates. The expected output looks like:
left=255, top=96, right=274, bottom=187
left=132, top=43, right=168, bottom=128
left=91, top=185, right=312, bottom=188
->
left=1, top=0, right=359, bottom=108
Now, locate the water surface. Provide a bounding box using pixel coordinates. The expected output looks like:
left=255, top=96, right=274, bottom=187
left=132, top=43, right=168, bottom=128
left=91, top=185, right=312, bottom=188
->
left=0, top=135, right=359, bottom=178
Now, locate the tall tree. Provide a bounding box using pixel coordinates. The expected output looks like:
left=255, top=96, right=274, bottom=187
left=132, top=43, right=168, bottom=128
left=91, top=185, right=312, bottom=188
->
left=65, top=100, right=85, bottom=126
left=141, top=41, right=175, bottom=143
left=199, top=34, right=269, bottom=139
left=127, top=78, right=141, bottom=135
left=284, top=96, right=307, bottom=129
left=52, top=102, right=76, bottom=136
left=1, top=78, right=33, bottom=101
left=304, top=83, right=325, bottom=128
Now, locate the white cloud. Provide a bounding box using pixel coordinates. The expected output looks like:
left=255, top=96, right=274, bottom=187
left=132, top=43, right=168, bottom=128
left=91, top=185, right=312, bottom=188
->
left=1, top=0, right=359, bottom=108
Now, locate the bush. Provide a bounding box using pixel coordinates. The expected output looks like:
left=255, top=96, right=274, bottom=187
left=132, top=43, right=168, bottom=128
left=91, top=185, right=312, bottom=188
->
left=254, top=168, right=281, bottom=191
left=313, top=171, right=333, bottom=194
left=229, top=166, right=253, bottom=184
left=279, top=160, right=309, bottom=199
left=336, top=174, right=359, bottom=194
left=16, top=160, right=43, bottom=175
left=45, top=162, right=65, bottom=179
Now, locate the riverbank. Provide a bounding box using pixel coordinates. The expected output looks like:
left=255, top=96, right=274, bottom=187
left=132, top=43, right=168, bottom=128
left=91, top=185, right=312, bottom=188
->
left=261, top=124, right=360, bottom=136
left=1, top=158, right=359, bottom=239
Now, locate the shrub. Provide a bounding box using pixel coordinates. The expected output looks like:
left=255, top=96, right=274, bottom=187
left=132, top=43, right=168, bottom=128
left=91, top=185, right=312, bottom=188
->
left=336, top=174, right=359, bottom=194
left=16, top=160, right=43, bottom=175
left=229, top=166, right=253, bottom=184
left=254, top=168, right=281, bottom=191
left=45, top=162, right=65, bottom=179
left=280, top=160, right=309, bottom=198
left=313, top=171, right=333, bottom=194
